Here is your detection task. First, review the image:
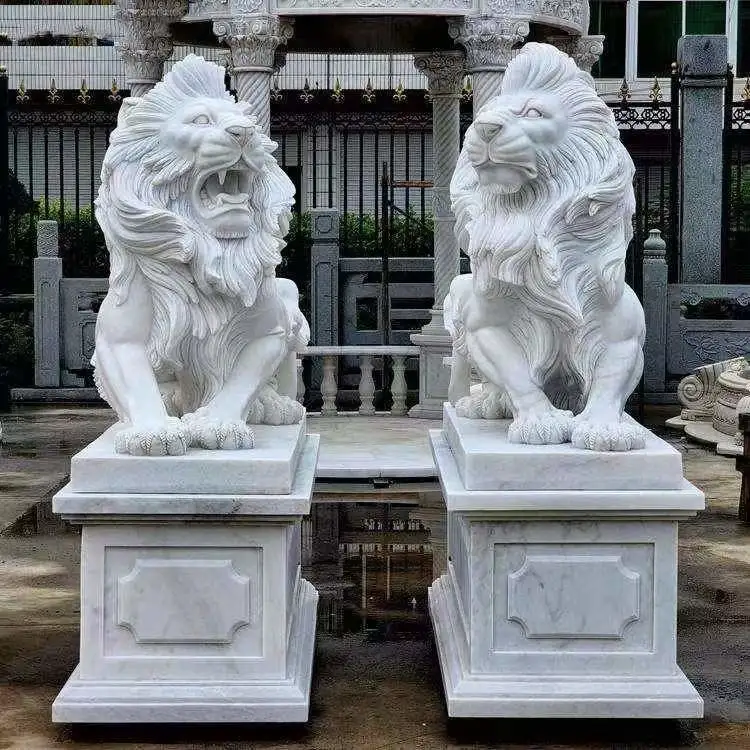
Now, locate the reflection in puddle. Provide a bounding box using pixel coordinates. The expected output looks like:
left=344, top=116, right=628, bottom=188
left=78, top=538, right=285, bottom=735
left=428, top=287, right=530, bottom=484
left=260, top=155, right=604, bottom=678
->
left=303, top=501, right=445, bottom=640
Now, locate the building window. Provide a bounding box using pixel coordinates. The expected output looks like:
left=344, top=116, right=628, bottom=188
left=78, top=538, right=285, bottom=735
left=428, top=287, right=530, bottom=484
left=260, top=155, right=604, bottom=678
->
left=637, top=0, right=726, bottom=77
left=685, top=1, right=726, bottom=32
left=589, top=0, right=626, bottom=77
left=739, top=1, right=750, bottom=74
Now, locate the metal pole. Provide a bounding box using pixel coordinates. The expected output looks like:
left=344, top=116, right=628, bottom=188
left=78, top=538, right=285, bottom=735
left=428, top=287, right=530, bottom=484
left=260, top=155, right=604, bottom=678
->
left=721, top=64, right=734, bottom=282
left=380, top=161, right=390, bottom=345
left=0, top=67, right=9, bottom=296
left=669, top=62, right=681, bottom=283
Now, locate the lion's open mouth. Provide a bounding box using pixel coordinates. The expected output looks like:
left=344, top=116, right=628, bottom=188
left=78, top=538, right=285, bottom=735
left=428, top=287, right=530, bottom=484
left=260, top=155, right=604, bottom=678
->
left=199, top=167, right=251, bottom=211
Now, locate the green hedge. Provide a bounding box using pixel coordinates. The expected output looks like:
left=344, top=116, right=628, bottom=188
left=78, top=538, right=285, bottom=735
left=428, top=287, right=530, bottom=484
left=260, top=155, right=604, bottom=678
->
left=0, top=312, right=33, bottom=391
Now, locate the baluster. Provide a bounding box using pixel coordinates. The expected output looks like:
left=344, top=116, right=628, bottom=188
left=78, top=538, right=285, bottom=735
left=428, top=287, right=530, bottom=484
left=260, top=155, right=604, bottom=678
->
left=321, top=355, right=338, bottom=416
left=390, top=355, right=408, bottom=416
left=296, top=356, right=305, bottom=404
left=358, top=354, right=376, bottom=415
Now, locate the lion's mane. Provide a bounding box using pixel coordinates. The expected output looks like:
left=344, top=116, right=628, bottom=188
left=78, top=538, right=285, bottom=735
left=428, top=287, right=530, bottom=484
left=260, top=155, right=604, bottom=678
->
left=95, top=55, right=298, bottom=413
left=450, top=42, right=637, bottom=400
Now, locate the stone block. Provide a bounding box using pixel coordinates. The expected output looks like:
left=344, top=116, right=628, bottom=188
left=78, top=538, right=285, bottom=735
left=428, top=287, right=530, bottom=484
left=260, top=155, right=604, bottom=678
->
left=68, top=418, right=308, bottom=496
left=678, top=35, right=728, bottom=79
left=428, top=422, right=704, bottom=718
left=311, top=209, right=339, bottom=241
left=52, top=433, right=320, bottom=723
left=442, top=404, right=684, bottom=492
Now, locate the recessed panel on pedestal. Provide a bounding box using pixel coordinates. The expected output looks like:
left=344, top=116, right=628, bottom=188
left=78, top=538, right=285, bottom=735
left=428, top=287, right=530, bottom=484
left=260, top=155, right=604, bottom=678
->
left=506, top=552, right=640, bottom=640
left=117, top=557, right=254, bottom=645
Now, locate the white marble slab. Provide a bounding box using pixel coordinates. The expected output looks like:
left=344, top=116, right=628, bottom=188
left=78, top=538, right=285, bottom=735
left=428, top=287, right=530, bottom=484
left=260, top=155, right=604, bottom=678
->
left=429, top=575, right=703, bottom=719
left=53, top=579, right=318, bottom=723
left=53, top=429, right=319, bottom=724
left=69, top=419, right=307, bottom=495
left=55, top=435, right=319, bottom=520
left=443, top=404, right=685, bottom=492
left=311, top=414, right=439, bottom=479
left=429, top=417, right=704, bottom=720
left=430, top=430, right=704, bottom=515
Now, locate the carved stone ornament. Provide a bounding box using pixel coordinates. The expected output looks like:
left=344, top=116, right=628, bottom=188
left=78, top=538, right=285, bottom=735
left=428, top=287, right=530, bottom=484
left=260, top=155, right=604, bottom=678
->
left=445, top=43, right=647, bottom=451
left=274, top=0, right=473, bottom=10
left=213, top=15, right=294, bottom=71
left=547, top=34, right=605, bottom=74
left=190, top=0, right=265, bottom=15
left=117, top=1, right=188, bottom=84
left=413, top=51, right=465, bottom=97
left=93, top=54, right=309, bottom=455
left=448, top=15, right=529, bottom=72
left=485, top=0, right=586, bottom=30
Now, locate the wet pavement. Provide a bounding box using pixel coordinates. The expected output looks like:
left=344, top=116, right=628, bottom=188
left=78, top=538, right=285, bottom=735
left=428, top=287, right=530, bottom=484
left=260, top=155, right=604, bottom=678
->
left=0, top=404, right=749, bottom=749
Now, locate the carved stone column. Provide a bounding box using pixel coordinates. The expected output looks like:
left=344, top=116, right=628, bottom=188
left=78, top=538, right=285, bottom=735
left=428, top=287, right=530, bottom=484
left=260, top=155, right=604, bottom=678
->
left=213, top=15, right=293, bottom=134
left=116, top=0, right=187, bottom=97
left=546, top=34, right=605, bottom=73
left=409, top=51, right=464, bottom=419
left=448, top=15, right=528, bottom=113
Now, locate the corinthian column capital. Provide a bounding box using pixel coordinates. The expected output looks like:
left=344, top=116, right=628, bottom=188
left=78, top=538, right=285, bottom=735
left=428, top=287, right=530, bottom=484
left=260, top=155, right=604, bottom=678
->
left=413, top=51, right=465, bottom=97
left=547, top=34, right=605, bottom=73
left=213, top=15, right=294, bottom=72
left=448, top=15, right=529, bottom=73
left=116, top=0, right=187, bottom=92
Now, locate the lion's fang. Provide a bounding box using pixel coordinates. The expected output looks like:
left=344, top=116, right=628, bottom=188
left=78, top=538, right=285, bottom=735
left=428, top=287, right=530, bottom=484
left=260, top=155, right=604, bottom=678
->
left=218, top=169, right=227, bottom=185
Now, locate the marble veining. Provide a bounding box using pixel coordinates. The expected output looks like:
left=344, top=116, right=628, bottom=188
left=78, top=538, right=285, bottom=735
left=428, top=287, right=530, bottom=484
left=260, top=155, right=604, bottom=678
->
left=506, top=553, right=640, bottom=640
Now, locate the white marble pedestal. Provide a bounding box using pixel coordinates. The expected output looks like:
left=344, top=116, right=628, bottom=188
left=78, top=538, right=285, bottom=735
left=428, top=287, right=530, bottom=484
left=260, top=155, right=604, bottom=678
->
left=52, top=420, right=320, bottom=724
left=428, top=405, right=704, bottom=719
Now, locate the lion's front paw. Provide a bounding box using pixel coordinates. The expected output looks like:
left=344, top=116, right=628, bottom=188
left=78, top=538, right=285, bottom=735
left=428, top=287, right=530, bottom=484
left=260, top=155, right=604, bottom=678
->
left=508, top=409, right=574, bottom=445
left=181, top=413, right=255, bottom=450
left=571, top=419, right=645, bottom=452
left=114, top=418, right=189, bottom=456
left=455, top=386, right=513, bottom=420
left=247, top=388, right=305, bottom=426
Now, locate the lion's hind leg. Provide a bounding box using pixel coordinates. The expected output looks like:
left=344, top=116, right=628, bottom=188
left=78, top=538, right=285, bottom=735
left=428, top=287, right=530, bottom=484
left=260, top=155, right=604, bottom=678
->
left=455, top=382, right=514, bottom=420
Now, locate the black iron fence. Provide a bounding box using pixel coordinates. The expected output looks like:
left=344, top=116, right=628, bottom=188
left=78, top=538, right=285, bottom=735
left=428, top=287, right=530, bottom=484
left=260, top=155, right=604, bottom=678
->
left=725, top=70, right=750, bottom=283
left=10, top=72, right=750, bottom=303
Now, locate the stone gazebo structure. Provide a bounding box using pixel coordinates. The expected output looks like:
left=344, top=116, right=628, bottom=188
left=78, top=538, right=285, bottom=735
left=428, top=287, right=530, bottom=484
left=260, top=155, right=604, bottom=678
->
left=116, top=0, right=601, bottom=418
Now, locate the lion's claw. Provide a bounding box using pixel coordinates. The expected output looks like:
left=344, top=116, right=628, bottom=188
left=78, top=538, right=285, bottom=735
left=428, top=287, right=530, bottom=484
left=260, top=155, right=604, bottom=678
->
left=508, top=409, right=574, bottom=445
left=114, top=418, right=189, bottom=456
left=456, top=387, right=513, bottom=420
left=181, top=413, right=255, bottom=450
left=248, top=388, right=305, bottom=426
left=571, top=419, right=645, bottom=452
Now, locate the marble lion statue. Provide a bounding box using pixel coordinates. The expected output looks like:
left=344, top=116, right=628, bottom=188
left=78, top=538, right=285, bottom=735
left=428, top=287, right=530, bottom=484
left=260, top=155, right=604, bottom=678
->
left=446, top=43, right=646, bottom=451
left=93, top=55, right=309, bottom=456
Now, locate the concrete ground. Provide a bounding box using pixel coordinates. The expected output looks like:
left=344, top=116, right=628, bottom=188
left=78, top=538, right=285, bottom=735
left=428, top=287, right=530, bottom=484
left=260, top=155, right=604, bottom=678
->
left=0, top=405, right=749, bottom=749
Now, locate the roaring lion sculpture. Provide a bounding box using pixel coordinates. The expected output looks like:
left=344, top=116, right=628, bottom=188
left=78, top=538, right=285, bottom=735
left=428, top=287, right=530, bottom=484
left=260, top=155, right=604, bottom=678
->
left=93, top=55, right=309, bottom=456
left=446, top=43, right=646, bottom=451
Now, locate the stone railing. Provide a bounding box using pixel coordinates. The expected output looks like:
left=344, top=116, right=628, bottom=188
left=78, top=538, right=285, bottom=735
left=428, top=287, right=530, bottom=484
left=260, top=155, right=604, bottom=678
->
left=298, top=346, right=419, bottom=417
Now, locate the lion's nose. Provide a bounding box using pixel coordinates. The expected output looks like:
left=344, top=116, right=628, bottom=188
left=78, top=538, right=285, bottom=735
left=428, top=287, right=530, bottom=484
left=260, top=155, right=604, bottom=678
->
left=475, top=122, right=503, bottom=142
left=226, top=124, right=253, bottom=143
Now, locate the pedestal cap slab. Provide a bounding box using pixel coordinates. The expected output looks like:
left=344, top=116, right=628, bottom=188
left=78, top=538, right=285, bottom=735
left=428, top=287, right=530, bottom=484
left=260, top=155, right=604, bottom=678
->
left=442, top=404, right=686, bottom=493
left=431, top=428, right=704, bottom=515
left=68, top=418, right=307, bottom=496
left=55, top=434, right=319, bottom=520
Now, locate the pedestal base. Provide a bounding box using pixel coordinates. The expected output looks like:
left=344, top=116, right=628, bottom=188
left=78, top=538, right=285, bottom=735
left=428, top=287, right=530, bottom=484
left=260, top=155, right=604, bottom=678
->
left=428, top=415, right=704, bottom=720
left=52, top=433, right=320, bottom=724
left=53, top=579, right=318, bottom=723
left=429, top=575, right=701, bottom=719
left=408, top=327, right=452, bottom=419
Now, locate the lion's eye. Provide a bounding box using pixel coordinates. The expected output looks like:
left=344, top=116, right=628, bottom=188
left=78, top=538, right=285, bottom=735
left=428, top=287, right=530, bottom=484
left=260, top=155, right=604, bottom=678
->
left=193, top=114, right=211, bottom=125
left=524, top=108, right=543, bottom=119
